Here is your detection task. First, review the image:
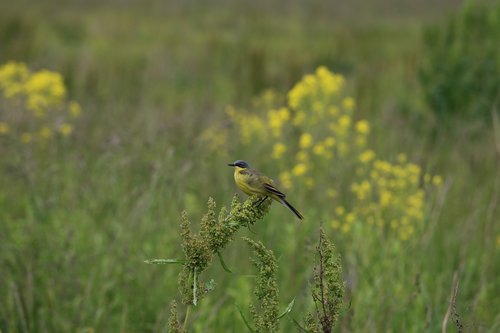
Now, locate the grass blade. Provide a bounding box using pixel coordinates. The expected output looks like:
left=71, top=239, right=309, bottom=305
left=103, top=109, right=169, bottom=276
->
left=277, top=297, right=295, bottom=319
left=292, top=318, right=308, bottom=332
left=236, top=304, right=255, bottom=333
left=217, top=251, right=233, bottom=273
left=144, top=258, right=186, bottom=264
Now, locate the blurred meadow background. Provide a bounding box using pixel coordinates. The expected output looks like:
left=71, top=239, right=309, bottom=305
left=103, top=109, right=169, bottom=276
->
left=1, top=0, right=499, bottom=331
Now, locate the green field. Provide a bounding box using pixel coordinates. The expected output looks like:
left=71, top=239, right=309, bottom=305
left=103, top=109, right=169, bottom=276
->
left=1, top=1, right=499, bottom=332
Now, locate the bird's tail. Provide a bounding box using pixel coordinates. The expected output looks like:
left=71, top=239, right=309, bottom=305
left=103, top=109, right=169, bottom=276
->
left=278, top=198, right=303, bottom=220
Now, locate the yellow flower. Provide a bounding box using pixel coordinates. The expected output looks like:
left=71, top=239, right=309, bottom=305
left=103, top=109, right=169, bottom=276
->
left=338, top=115, right=351, bottom=129
left=331, top=220, right=341, bottom=229
left=292, top=163, right=307, bottom=176
left=335, top=206, right=345, bottom=216
left=69, top=101, right=82, bottom=117
left=21, top=132, right=32, bottom=143
left=432, top=175, right=443, bottom=187
left=328, top=106, right=339, bottom=116
left=0, top=61, right=29, bottom=98
left=296, top=151, right=309, bottom=162
left=254, top=88, right=279, bottom=108
left=288, top=67, right=347, bottom=109
left=374, top=160, right=392, bottom=173
left=346, top=213, right=355, bottom=223
left=399, top=225, right=415, bottom=241
left=407, top=193, right=423, bottom=209
left=0, top=122, right=9, bottom=134
left=58, top=123, right=73, bottom=136
left=268, top=107, right=290, bottom=137
left=407, top=164, right=421, bottom=177
left=324, top=137, right=336, bottom=147
left=397, top=153, right=407, bottom=163
left=342, top=97, right=355, bottom=110
left=317, top=67, right=344, bottom=94
left=359, top=150, right=375, bottom=164
left=305, top=177, right=315, bottom=188
left=279, top=171, right=292, bottom=190
left=25, top=70, right=66, bottom=112
left=315, top=66, right=330, bottom=78
left=313, top=143, right=326, bottom=156
left=272, top=142, right=287, bottom=159
left=380, top=190, right=393, bottom=207
left=299, top=133, right=313, bottom=149
left=39, top=126, right=53, bottom=139
left=327, top=189, right=337, bottom=198
left=355, top=120, right=370, bottom=135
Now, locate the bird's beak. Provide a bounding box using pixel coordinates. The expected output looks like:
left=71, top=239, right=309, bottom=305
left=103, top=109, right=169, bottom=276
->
left=227, top=163, right=235, bottom=167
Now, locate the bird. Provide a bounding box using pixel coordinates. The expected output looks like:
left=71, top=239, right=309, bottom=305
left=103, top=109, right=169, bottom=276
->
left=227, top=160, right=303, bottom=220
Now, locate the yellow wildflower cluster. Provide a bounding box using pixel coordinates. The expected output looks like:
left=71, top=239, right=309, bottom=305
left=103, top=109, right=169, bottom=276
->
left=288, top=66, right=345, bottom=110
left=0, top=61, right=81, bottom=143
left=278, top=67, right=370, bottom=188
left=333, top=153, right=442, bottom=241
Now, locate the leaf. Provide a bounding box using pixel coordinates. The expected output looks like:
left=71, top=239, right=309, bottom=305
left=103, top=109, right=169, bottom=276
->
left=236, top=304, right=255, bottom=333
left=277, top=298, right=295, bottom=319
left=144, top=258, right=186, bottom=264
left=217, top=251, right=233, bottom=273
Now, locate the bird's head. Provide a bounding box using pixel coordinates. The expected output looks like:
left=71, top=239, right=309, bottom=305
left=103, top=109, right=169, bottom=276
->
left=227, top=160, right=249, bottom=169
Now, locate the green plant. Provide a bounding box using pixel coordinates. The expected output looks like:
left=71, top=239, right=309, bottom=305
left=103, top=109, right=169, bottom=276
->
left=148, top=196, right=345, bottom=332
left=306, top=228, right=344, bottom=333
left=419, top=1, right=500, bottom=121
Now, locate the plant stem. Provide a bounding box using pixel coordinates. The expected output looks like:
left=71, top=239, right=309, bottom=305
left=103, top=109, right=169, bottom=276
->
left=183, top=305, right=191, bottom=331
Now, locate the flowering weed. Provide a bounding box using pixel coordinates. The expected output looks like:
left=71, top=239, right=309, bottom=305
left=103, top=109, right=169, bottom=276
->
left=0, top=61, right=81, bottom=145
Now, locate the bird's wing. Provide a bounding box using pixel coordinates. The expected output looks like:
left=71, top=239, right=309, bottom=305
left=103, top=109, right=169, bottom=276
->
left=241, top=168, right=266, bottom=190
left=243, top=168, right=286, bottom=198
left=263, top=180, right=286, bottom=198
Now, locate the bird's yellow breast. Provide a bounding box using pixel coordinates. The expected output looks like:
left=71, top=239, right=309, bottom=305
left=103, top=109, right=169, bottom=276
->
left=233, top=167, right=266, bottom=196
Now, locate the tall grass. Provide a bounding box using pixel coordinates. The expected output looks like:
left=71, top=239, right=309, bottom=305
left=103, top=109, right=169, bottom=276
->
left=0, top=1, right=499, bottom=332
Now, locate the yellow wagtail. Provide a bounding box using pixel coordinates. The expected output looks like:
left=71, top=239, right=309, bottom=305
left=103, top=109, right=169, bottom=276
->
left=228, top=160, right=303, bottom=220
